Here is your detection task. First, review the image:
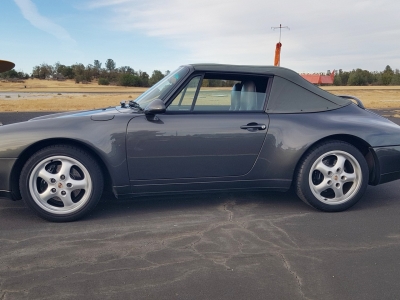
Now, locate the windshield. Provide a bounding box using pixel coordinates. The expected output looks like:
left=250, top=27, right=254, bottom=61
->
left=134, top=67, right=189, bottom=108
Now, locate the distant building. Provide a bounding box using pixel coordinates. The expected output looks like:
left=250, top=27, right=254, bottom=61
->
left=301, top=71, right=335, bottom=85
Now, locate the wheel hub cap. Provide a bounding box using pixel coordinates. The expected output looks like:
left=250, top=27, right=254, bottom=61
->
left=28, top=156, right=92, bottom=215
left=309, top=150, right=362, bottom=205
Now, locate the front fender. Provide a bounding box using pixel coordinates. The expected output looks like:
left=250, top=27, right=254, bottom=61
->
left=0, top=113, right=137, bottom=198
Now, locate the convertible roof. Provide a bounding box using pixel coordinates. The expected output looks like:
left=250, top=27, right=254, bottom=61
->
left=189, top=63, right=296, bottom=78
left=186, top=64, right=349, bottom=106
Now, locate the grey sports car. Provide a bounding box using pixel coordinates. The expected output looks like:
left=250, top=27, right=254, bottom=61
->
left=1, top=64, right=400, bottom=222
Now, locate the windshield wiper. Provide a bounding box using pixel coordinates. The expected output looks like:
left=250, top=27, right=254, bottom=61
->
left=120, top=100, right=144, bottom=112
left=128, top=100, right=144, bottom=111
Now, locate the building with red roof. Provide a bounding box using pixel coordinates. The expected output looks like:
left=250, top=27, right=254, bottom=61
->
left=301, top=71, right=335, bottom=85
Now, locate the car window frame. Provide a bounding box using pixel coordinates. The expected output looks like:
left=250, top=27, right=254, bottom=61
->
left=165, top=72, right=273, bottom=114
left=165, top=74, right=204, bottom=114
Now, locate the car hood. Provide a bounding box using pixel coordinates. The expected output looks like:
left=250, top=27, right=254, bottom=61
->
left=29, top=106, right=120, bottom=121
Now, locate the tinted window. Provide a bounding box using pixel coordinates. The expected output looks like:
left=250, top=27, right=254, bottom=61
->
left=267, top=76, right=343, bottom=113
left=194, top=74, right=268, bottom=112
left=167, top=76, right=201, bottom=112
left=194, top=79, right=239, bottom=111
left=166, top=73, right=269, bottom=113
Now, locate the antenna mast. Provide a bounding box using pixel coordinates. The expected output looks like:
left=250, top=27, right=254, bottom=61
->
left=271, top=24, right=290, bottom=66
left=271, top=24, right=290, bottom=43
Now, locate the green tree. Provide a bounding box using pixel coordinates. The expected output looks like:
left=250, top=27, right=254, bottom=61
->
left=60, top=65, right=74, bottom=79
left=119, top=74, right=142, bottom=86
left=370, top=71, right=380, bottom=85
left=98, top=78, right=110, bottom=85
left=105, top=59, right=116, bottom=72
left=0, top=69, right=18, bottom=79
left=149, top=70, right=164, bottom=85
left=118, top=66, right=135, bottom=74
left=333, top=74, right=342, bottom=86
left=82, top=64, right=94, bottom=82
left=390, top=69, right=400, bottom=85
left=138, top=70, right=149, bottom=87
left=72, top=63, right=85, bottom=77
left=381, top=65, right=394, bottom=85
left=31, top=63, right=51, bottom=79
left=54, top=63, right=74, bottom=79
left=37, top=63, right=53, bottom=79
left=337, top=69, right=350, bottom=86
left=94, top=60, right=102, bottom=70
left=347, top=69, right=367, bottom=86
left=92, top=60, right=102, bottom=79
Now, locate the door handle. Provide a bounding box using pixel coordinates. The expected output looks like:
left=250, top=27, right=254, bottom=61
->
left=240, top=123, right=267, bottom=131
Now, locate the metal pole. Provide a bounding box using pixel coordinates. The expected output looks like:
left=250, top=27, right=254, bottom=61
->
left=271, top=24, right=290, bottom=43
left=271, top=24, right=290, bottom=66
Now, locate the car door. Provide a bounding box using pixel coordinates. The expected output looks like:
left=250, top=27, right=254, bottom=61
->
left=126, top=73, right=270, bottom=183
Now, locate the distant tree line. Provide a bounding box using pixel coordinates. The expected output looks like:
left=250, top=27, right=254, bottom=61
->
left=3, top=61, right=400, bottom=87
left=1, top=63, right=234, bottom=86
left=0, top=69, right=29, bottom=80
left=331, top=65, right=400, bottom=86
left=25, top=59, right=168, bottom=87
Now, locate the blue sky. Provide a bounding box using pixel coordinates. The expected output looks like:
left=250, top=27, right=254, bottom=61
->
left=1, top=0, right=400, bottom=75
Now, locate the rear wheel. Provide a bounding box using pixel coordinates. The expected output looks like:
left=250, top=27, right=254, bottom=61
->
left=296, top=141, right=368, bottom=211
left=20, top=145, right=103, bottom=222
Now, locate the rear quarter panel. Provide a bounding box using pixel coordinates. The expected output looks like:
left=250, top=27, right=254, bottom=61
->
left=252, top=104, right=400, bottom=182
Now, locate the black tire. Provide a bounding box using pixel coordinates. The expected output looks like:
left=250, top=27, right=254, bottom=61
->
left=19, top=144, right=104, bottom=222
left=295, top=140, right=368, bottom=212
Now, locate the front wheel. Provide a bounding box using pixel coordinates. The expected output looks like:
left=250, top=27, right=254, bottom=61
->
left=20, top=145, right=104, bottom=222
left=295, top=141, right=369, bottom=212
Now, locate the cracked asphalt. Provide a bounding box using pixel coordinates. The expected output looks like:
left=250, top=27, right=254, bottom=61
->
left=1, top=111, right=400, bottom=300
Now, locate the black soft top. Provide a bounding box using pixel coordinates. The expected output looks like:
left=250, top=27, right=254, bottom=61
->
left=186, top=63, right=349, bottom=106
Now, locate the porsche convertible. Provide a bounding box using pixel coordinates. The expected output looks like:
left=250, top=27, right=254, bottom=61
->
left=1, top=64, right=400, bottom=222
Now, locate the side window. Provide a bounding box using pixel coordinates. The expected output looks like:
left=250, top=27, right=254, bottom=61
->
left=168, top=73, right=269, bottom=113
left=193, top=79, right=237, bottom=111
left=267, top=76, right=340, bottom=113
left=194, top=75, right=268, bottom=112
left=167, top=76, right=201, bottom=111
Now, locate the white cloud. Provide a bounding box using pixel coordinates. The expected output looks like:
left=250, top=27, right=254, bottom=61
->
left=13, top=0, right=76, bottom=44
left=88, top=0, right=400, bottom=72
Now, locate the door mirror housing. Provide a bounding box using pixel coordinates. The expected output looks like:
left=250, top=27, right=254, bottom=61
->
left=144, top=99, right=166, bottom=117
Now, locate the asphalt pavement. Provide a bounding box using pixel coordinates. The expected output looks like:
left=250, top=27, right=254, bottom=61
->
left=1, top=111, right=400, bottom=300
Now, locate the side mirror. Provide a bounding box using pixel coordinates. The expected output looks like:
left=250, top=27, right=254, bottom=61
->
left=144, top=99, right=166, bottom=117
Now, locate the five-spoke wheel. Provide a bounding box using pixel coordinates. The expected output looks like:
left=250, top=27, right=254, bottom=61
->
left=20, top=145, right=103, bottom=222
left=29, top=155, right=92, bottom=214
left=296, top=141, right=368, bottom=211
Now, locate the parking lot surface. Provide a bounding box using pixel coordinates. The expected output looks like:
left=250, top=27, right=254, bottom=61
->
left=1, top=111, right=400, bottom=300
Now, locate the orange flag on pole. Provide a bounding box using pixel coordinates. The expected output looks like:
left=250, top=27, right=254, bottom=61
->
left=274, top=42, right=282, bottom=66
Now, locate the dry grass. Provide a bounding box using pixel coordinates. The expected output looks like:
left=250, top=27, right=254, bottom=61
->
left=0, top=78, right=147, bottom=93
left=1, top=79, right=400, bottom=111
left=0, top=79, right=145, bottom=111
left=322, top=86, right=400, bottom=109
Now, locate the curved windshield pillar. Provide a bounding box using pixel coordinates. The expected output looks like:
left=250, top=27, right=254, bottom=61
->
left=134, top=67, right=190, bottom=108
